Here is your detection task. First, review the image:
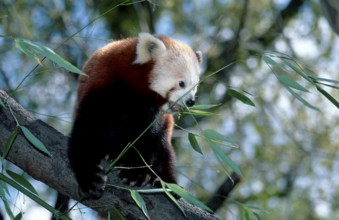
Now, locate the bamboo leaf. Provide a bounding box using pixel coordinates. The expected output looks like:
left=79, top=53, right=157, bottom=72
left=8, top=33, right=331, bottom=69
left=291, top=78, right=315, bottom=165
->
left=282, top=59, right=314, bottom=85
left=203, top=129, right=238, bottom=147
left=130, top=190, right=149, bottom=220
left=263, top=55, right=284, bottom=70
left=160, top=181, right=186, bottom=216
left=311, top=77, right=339, bottom=84
left=206, top=139, right=244, bottom=178
left=15, top=38, right=84, bottom=75
left=317, top=87, right=339, bottom=108
left=15, top=38, right=41, bottom=64
left=285, top=86, right=319, bottom=111
left=277, top=74, right=309, bottom=92
left=3, top=127, right=19, bottom=160
left=253, top=212, right=262, bottom=220
left=189, top=104, right=220, bottom=110
left=19, top=126, right=52, bottom=157
left=107, top=207, right=125, bottom=220
left=0, top=173, right=71, bottom=220
left=13, top=212, right=23, bottom=220
left=227, top=89, right=255, bottom=106
left=0, top=184, right=14, bottom=219
left=183, top=109, right=216, bottom=116
left=6, top=170, right=38, bottom=195
left=242, top=207, right=250, bottom=220
left=188, top=133, right=203, bottom=154
left=0, top=98, right=5, bottom=108
left=166, top=183, right=213, bottom=213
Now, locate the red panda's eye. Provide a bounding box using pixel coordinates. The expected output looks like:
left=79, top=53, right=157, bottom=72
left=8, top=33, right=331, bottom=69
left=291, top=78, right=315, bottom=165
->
left=179, top=81, right=185, bottom=88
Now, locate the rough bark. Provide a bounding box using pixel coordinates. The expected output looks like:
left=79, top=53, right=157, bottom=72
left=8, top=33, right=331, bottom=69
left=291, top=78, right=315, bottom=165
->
left=0, top=89, right=218, bottom=220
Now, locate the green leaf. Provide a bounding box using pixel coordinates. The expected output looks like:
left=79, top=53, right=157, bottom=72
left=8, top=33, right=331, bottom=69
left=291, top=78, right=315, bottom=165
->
left=0, top=173, right=71, bottom=220
left=6, top=170, right=38, bottom=195
left=263, top=55, right=284, bottom=70
left=183, top=109, right=216, bottom=116
left=166, top=183, right=213, bottom=213
left=160, top=181, right=186, bottom=217
left=317, top=86, right=339, bottom=108
left=277, top=74, right=309, bottom=92
left=203, top=129, right=238, bottom=147
left=15, top=38, right=85, bottom=75
left=285, top=86, right=319, bottom=111
left=107, top=207, right=125, bottom=220
left=188, top=133, right=203, bottom=154
left=282, top=59, right=314, bottom=85
left=311, top=77, right=339, bottom=84
left=253, top=212, right=262, bottom=220
left=0, top=98, right=5, bottom=108
left=242, top=207, right=250, bottom=220
left=0, top=184, right=14, bottom=219
left=3, top=127, right=19, bottom=160
left=189, top=104, right=220, bottom=110
left=206, top=139, right=243, bottom=178
left=15, top=38, right=41, bottom=64
left=130, top=190, right=149, bottom=220
left=19, top=126, right=52, bottom=157
left=227, top=89, right=255, bottom=106
left=13, top=212, right=23, bottom=220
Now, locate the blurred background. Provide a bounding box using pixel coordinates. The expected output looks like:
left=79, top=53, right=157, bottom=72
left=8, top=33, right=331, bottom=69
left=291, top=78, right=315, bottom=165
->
left=0, top=0, right=338, bottom=219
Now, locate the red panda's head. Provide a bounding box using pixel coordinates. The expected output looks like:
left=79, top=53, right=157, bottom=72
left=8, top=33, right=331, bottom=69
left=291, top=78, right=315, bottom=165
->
left=133, top=33, right=203, bottom=112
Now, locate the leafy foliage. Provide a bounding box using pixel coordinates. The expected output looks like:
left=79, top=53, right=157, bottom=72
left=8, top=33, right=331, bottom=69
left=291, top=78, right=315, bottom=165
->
left=0, top=0, right=338, bottom=219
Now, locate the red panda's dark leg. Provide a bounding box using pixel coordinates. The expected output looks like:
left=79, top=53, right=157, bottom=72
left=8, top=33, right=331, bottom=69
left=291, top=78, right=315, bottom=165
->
left=68, top=90, right=112, bottom=199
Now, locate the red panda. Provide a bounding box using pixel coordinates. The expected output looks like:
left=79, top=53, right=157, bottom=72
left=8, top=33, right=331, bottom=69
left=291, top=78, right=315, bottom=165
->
left=68, top=33, right=203, bottom=198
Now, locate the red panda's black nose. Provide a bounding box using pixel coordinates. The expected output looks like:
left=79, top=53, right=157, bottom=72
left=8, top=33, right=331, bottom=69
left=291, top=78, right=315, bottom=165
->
left=186, top=99, right=195, bottom=107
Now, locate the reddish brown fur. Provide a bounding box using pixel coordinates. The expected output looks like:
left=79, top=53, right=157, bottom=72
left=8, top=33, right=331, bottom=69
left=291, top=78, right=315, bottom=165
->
left=76, top=38, right=153, bottom=108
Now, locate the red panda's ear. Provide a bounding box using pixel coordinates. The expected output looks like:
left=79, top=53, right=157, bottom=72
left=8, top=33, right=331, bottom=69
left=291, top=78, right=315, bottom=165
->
left=134, top=33, right=166, bottom=64
left=195, top=51, right=203, bottom=65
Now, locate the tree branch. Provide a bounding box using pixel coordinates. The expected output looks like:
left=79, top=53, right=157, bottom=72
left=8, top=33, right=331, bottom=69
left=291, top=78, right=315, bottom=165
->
left=206, top=172, right=241, bottom=212
left=0, top=89, right=218, bottom=220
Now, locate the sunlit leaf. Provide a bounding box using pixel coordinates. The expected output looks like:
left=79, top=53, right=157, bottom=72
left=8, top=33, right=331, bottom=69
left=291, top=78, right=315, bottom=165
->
left=189, top=104, right=220, bottom=110
left=6, top=170, right=38, bottom=195
left=166, top=183, right=213, bottom=213
left=227, top=89, right=255, bottom=106
left=15, top=38, right=84, bottom=75
left=19, top=126, right=52, bottom=157
left=277, top=74, right=309, bottom=92
left=183, top=109, right=216, bottom=116
left=203, top=129, right=238, bottom=147
left=15, top=38, right=41, bottom=64
left=130, top=190, right=149, bottom=220
left=160, top=181, right=186, bottom=216
left=188, top=133, right=203, bottom=154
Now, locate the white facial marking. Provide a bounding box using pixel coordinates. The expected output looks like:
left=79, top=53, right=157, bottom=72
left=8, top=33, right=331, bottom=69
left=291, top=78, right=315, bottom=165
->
left=149, top=39, right=202, bottom=112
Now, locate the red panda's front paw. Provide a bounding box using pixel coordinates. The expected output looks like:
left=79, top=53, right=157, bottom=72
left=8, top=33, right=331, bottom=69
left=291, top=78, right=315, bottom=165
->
left=118, top=168, right=157, bottom=187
